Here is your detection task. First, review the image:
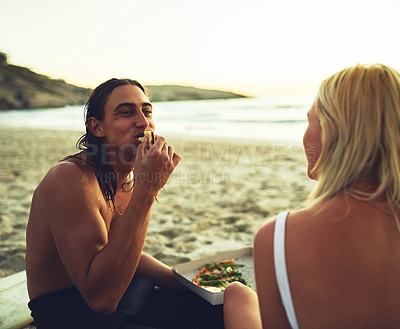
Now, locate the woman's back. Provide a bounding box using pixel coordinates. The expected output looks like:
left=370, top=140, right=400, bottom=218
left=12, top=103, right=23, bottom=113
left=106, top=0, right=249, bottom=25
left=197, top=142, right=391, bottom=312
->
left=254, top=193, right=400, bottom=328
left=224, top=63, right=400, bottom=329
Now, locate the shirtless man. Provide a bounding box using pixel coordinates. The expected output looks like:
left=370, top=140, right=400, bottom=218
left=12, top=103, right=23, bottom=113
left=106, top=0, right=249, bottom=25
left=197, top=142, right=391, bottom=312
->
left=26, top=79, right=223, bottom=329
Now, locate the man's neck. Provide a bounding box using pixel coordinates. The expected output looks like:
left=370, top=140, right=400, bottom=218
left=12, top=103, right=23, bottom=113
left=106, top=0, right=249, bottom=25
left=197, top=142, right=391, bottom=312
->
left=107, top=151, right=135, bottom=189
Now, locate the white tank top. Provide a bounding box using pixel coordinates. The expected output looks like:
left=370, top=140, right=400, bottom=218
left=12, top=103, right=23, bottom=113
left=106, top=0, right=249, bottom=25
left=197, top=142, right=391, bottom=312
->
left=274, top=211, right=300, bottom=329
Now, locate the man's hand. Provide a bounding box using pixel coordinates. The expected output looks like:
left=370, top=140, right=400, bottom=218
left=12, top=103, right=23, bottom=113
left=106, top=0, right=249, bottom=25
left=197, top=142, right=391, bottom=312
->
left=134, top=135, right=181, bottom=196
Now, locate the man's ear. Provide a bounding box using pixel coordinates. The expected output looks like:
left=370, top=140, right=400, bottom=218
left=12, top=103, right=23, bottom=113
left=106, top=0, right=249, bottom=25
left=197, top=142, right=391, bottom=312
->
left=88, top=117, right=105, bottom=137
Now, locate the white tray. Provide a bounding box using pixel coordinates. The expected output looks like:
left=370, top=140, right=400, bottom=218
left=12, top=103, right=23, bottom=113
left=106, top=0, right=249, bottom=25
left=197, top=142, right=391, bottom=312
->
left=173, top=247, right=254, bottom=305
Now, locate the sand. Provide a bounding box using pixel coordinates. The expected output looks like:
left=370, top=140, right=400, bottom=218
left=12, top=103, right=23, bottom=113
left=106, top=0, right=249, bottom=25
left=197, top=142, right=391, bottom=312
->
left=0, top=126, right=315, bottom=279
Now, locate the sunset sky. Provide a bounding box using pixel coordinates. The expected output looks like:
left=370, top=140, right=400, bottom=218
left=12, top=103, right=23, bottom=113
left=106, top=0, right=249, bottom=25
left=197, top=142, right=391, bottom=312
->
left=1, top=0, right=400, bottom=95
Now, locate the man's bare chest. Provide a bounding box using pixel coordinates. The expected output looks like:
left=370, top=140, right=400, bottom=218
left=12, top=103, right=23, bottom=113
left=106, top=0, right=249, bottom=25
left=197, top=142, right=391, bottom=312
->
left=101, top=190, right=133, bottom=232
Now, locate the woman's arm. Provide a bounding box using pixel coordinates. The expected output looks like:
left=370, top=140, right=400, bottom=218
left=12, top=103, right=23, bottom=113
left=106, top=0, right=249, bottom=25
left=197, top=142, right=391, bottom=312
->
left=223, top=282, right=262, bottom=329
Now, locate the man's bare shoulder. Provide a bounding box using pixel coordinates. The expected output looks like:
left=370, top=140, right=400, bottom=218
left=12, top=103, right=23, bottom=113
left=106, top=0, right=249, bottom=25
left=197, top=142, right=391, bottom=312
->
left=34, top=158, right=102, bottom=209
left=40, top=159, right=97, bottom=189
left=31, top=158, right=110, bottom=234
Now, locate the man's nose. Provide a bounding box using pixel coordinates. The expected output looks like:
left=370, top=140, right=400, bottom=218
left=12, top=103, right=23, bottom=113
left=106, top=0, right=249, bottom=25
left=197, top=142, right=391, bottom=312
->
left=135, top=111, right=149, bottom=129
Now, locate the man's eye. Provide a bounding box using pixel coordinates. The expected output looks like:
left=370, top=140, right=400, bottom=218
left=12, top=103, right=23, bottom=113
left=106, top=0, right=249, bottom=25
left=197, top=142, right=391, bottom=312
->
left=120, top=110, right=133, bottom=115
left=143, top=110, right=152, bottom=116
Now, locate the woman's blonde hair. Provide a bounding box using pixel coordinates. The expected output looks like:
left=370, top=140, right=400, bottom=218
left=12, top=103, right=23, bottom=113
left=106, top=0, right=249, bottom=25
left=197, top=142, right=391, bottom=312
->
left=306, top=63, right=400, bottom=212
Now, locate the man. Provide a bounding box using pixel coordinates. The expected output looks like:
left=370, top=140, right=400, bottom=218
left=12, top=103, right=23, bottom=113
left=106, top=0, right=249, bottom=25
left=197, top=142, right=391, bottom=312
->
left=26, top=78, right=223, bottom=329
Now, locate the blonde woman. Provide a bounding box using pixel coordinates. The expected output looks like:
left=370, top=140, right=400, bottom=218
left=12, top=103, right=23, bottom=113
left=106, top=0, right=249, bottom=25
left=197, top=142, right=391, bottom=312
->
left=223, top=64, right=400, bottom=329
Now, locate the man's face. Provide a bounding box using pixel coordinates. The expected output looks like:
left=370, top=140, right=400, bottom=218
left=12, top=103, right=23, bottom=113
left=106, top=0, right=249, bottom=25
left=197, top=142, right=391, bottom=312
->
left=100, top=84, right=155, bottom=158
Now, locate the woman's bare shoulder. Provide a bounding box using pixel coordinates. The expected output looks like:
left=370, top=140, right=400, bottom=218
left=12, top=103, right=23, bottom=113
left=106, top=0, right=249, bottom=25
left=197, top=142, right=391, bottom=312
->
left=254, top=196, right=352, bottom=254
left=288, top=194, right=354, bottom=223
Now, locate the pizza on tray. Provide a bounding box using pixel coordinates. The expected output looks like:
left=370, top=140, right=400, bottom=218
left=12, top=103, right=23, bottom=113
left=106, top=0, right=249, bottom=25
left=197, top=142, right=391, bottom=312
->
left=192, top=259, right=250, bottom=292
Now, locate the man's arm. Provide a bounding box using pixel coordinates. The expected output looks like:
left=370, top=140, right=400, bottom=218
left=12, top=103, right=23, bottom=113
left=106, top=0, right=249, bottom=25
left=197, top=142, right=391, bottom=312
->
left=136, top=252, right=186, bottom=290
left=40, top=138, right=180, bottom=314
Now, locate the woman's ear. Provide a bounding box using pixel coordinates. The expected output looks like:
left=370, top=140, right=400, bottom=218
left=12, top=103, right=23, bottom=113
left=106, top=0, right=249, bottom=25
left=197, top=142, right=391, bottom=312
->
left=88, top=117, right=105, bottom=137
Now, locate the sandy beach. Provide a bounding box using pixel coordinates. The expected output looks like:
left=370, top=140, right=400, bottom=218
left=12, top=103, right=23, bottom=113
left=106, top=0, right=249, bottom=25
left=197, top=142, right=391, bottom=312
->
left=0, top=126, right=315, bottom=328
left=0, top=126, right=315, bottom=279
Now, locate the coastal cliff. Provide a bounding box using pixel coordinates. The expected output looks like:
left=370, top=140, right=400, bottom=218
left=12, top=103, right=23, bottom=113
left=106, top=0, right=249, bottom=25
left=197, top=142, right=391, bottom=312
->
left=0, top=53, right=90, bottom=110
left=146, top=84, right=245, bottom=102
left=0, top=52, right=246, bottom=110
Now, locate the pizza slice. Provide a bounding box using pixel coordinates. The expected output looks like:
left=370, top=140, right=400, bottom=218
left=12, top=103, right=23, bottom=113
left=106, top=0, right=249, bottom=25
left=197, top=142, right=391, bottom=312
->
left=136, top=131, right=155, bottom=145
left=192, top=259, right=250, bottom=292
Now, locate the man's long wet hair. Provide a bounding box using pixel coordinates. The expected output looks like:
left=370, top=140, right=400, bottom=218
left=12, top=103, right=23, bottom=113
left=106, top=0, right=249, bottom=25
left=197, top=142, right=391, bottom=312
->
left=76, top=78, right=147, bottom=210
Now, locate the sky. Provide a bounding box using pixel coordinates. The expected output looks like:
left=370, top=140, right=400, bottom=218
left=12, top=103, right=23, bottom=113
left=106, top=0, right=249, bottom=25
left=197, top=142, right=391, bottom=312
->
left=1, top=0, right=400, bottom=96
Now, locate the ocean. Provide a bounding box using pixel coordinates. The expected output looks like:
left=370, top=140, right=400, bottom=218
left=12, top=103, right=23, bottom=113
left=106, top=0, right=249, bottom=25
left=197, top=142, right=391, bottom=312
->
left=0, top=93, right=315, bottom=146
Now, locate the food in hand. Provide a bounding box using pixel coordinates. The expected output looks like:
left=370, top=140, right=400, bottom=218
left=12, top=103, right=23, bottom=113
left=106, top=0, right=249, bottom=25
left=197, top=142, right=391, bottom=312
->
left=136, top=131, right=155, bottom=145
